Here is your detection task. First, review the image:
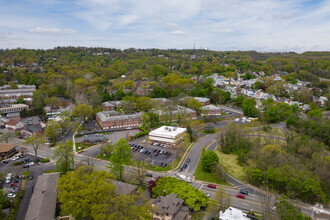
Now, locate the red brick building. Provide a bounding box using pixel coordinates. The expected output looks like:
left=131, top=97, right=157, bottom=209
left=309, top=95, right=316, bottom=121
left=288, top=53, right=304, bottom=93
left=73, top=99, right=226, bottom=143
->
left=200, top=104, right=221, bottom=116
left=96, top=112, right=141, bottom=129
left=101, top=102, right=116, bottom=111
left=0, top=143, right=16, bottom=160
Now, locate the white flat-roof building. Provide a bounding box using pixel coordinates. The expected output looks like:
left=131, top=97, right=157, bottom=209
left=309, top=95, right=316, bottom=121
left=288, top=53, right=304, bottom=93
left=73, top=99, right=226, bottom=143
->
left=0, top=104, right=29, bottom=114
left=149, top=126, right=187, bottom=147
left=219, top=207, right=250, bottom=220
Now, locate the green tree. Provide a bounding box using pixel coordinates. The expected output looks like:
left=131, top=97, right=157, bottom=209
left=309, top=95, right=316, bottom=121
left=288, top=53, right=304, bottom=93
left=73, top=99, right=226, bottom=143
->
left=234, top=94, right=245, bottom=107
left=108, top=138, right=132, bottom=180
left=141, top=112, right=151, bottom=130
left=151, top=177, right=209, bottom=211
left=15, top=95, right=26, bottom=104
left=188, top=98, right=203, bottom=112
left=242, top=98, right=259, bottom=117
left=45, top=120, right=60, bottom=143
left=276, top=195, right=312, bottom=220
left=23, top=133, right=46, bottom=162
left=136, top=97, right=153, bottom=111
left=215, top=186, right=230, bottom=211
left=123, top=80, right=135, bottom=90
left=72, top=104, right=94, bottom=121
left=53, top=140, right=74, bottom=173
left=201, top=151, right=219, bottom=172
left=57, top=166, right=116, bottom=219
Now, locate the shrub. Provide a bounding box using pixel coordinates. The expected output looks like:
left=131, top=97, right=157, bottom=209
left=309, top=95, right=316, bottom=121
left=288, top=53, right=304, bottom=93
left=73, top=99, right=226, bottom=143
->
left=13, top=161, right=23, bottom=166
left=41, top=158, right=50, bottom=163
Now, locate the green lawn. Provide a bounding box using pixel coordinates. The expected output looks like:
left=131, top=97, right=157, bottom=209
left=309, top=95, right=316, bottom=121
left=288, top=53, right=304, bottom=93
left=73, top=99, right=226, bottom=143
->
left=75, top=142, right=94, bottom=152
left=195, top=158, right=230, bottom=185
left=215, top=151, right=248, bottom=182
left=96, top=153, right=111, bottom=160
left=250, top=127, right=285, bottom=138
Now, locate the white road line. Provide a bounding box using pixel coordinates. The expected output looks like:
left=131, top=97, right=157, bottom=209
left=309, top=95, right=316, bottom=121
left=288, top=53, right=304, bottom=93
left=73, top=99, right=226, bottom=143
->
left=199, top=184, right=204, bottom=190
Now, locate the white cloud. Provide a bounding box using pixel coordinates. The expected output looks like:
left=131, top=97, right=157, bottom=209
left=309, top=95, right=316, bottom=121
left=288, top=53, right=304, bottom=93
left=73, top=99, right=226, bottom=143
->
left=170, top=30, right=186, bottom=35
left=29, top=27, right=77, bottom=34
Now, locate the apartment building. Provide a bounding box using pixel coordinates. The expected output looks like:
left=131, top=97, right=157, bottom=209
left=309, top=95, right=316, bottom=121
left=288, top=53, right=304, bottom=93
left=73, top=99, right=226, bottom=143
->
left=96, top=112, right=141, bottom=129
left=0, top=104, right=29, bottom=114
left=0, top=84, right=36, bottom=104
left=200, top=104, right=221, bottom=116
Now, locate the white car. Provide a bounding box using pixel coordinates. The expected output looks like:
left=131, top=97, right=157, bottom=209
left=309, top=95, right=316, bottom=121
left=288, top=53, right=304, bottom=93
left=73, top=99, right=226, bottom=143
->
left=5, top=179, right=11, bottom=184
left=27, top=162, right=35, bottom=166
left=7, top=193, right=16, bottom=198
left=11, top=156, right=19, bottom=161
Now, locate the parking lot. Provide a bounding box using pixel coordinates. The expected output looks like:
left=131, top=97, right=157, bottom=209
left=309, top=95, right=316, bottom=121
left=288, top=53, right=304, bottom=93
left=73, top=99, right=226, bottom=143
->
left=128, top=141, right=178, bottom=167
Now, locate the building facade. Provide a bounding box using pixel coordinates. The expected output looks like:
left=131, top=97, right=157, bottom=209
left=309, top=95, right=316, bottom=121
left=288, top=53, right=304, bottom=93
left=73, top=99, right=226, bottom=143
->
left=149, top=126, right=187, bottom=147
left=0, top=104, right=29, bottom=114
left=96, top=112, right=142, bottom=129
left=200, top=104, right=221, bottom=116
left=0, top=143, right=16, bottom=160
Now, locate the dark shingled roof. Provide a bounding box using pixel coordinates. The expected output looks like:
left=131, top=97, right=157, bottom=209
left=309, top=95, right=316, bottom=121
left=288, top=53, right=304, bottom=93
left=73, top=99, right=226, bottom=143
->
left=153, top=193, right=184, bottom=215
left=25, top=173, right=60, bottom=220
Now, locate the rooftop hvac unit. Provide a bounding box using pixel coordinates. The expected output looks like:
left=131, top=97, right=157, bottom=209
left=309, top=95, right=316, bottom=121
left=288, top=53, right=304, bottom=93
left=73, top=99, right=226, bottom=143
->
left=168, top=128, right=172, bottom=131
left=165, top=126, right=168, bottom=130
left=173, top=127, right=177, bottom=131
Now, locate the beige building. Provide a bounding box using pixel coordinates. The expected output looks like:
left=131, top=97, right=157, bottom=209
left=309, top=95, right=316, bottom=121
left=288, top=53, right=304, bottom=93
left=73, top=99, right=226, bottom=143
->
left=0, top=104, right=29, bottom=114
left=200, top=104, right=221, bottom=116
left=149, top=126, right=186, bottom=147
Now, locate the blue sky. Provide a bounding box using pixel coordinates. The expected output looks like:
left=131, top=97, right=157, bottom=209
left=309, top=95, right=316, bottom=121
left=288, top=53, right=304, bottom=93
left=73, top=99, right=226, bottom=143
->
left=0, top=0, right=329, bottom=52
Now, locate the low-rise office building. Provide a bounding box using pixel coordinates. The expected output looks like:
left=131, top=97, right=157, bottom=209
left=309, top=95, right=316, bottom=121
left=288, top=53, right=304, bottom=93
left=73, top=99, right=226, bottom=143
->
left=0, top=143, right=16, bottom=160
left=96, top=112, right=141, bottom=129
left=200, top=104, right=221, bottom=116
left=149, top=126, right=186, bottom=147
left=0, top=104, right=29, bottom=114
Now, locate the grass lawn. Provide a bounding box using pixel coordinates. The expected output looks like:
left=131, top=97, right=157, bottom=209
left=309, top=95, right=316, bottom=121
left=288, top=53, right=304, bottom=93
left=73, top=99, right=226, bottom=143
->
left=248, top=136, right=287, bottom=145
left=215, top=151, right=248, bottom=182
left=250, top=127, right=285, bottom=138
left=195, top=158, right=230, bottom=185
left=96, top=153, right=111, bottom=160
left=75, top=142, right=94, bottom=152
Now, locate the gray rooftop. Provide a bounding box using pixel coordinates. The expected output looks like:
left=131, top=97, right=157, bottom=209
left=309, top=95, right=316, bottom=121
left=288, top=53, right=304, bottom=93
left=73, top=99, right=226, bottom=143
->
left=153, top=193, right=184, bottom=215
left=96, top=112, right=141, bottom=122
left=112, top=180, right=138, bottom=195
left=25, top=173, right=60, bottom=220
left=200, top=104, right=221, bottom=110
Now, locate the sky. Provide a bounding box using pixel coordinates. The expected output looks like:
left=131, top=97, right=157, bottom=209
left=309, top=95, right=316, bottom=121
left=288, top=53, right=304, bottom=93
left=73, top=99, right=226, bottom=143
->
left=0, top=0, right=330, bottom=52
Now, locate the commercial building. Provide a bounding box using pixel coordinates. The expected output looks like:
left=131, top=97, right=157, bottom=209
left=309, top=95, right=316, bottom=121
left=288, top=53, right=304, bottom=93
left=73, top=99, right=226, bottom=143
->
left=82, top=133, right=107, bottom=144
left=5, top=120, right=24, bottom=131
left=219, top=207, right=250, bottom=220
left=200, top=104, right=221, bottom=116
left=0, top=104, right=29, bottom=114
left=156, top=106, right=197, bottom=122
left=149, top=126, right=186, bottom=147
left=96, top=112, right=141, bottom=130
left=0, top=143, right=16, bottom=160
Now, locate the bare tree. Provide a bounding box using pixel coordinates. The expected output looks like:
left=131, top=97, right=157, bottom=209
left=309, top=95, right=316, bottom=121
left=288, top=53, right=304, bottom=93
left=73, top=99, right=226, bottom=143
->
left=136, top=160, right=147, bottom=186
left=23, top=133, right=46, bottom=162
left=215, top=186, right=231, bottom=212
left=0, top=132, right=15, bottom=143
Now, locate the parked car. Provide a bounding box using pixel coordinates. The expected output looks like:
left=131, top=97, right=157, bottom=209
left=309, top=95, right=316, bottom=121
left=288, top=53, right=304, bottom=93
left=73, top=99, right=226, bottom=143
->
left=7, top=193, right=16, bottom=198
left=207, top=184, right=216, bottom=189
left=151, top=160, right=155, bottom=165
left=162, top=163, right=167, bottom=167
left=27, top=162, right=34, bottom=166
left=5, top=179, right=11, bottom=184
left=178, top=168, right=183, bottom=172
left=182, top=164, right=187, bottom=169
left=28, top=176, right=33, bottom=181
left=239, top=190, right=248, bottom=195
left=2, top=160, right=8, bottom=164
left=205, top=192, right=210, bottom=197
left=186, top=158, right=190, bottom=163
left=236, top=194, right=245, bottom=199
left=145, top=173, right=153, bottom=177
left=11, top=183, right=19, bottom=187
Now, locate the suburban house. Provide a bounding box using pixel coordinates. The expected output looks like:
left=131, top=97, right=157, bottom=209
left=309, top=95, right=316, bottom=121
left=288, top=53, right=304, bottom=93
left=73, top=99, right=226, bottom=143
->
left=21, top=122, right=46, bottom=137
left=112, top=180, right=138, bottom=195
left=0, top=143, right=16, bottom=160
left=5, top=120, right=24, bottom=131
left=152, top=193, right=190, bottom=220
left=25, top=173, right=61, bottom=220
left=149, top=126, right=187, bottom=147
left=156, top=106, right=197, bottom=122
left=200, top=104, right=221, bottom=116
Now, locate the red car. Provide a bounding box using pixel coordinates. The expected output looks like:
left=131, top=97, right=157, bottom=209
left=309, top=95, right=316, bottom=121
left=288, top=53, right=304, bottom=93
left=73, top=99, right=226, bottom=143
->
left=236, top=194, right=245, bottom=199
left=207, top=184, right=216, bottom=189
left=11, top=183, right=20, bottom=187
